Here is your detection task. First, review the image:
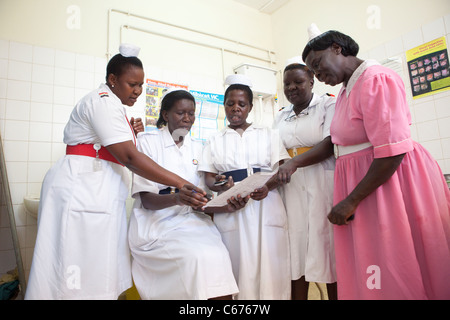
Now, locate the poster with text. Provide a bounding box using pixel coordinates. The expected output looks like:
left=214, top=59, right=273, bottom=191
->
left=406, top=36, right=450, bottom=99
left=189, top=90, right=226, bottom=141
left=145, top=79, right=188, bottom=131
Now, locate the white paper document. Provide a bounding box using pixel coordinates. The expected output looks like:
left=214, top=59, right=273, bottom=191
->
left=204, top=171, right=275, bottom=208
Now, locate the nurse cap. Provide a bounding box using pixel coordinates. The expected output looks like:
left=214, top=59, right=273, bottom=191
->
left=119, top=43, right=140, bottom=58
left=285, top=56, right=305, bottom=67
left=224, top=74, right=253, bottom=87
left=308, top=23, right=323, bottom=41
left=161, top=87, right=190, bottom=100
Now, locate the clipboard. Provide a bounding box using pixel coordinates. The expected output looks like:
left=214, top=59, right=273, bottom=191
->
left=203, top=171, right=275, bottom=208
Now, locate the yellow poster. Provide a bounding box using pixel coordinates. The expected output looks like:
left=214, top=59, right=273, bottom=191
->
left=144, top=80, right=225, bottom=142
left=145, top=79, right=188, bottom=131
left=406, top=36, right=450, bottom=99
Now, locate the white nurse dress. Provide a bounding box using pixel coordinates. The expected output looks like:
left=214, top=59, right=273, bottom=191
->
left=25, top=83, right=134, bottom=299
left=273, top=93, right=337, bottom=283
left=128, top=127, right=238, bottom=300
left=198, top=124, right=291, bottom=300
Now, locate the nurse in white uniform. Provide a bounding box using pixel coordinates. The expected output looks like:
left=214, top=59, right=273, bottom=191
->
left=129, top=90, right=246, bottom=300
left=198, top=75, right=291, bottom=300
left=25, top=45, right=207, bottom=300
left=273, top=58, right=337, bottom=300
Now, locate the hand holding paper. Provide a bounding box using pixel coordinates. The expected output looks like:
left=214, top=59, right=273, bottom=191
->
left=203, top=172, right=275, bottom=208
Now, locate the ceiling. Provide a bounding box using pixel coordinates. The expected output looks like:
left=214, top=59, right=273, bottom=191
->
left=232, top=0, right=291, bottom=14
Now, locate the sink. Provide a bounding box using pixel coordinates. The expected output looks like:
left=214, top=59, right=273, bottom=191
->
left=24, top=195, right=40, bottom=219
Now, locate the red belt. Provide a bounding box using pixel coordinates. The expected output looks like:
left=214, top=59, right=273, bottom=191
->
left=66, top=144, right=123, bottom=166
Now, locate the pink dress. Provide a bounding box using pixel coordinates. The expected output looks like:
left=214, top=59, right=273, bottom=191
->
left=331, top=60, right=450, bottom=300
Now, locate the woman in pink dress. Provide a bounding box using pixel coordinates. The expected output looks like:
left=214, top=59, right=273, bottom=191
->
left=302, top=30, right=450, bottom=299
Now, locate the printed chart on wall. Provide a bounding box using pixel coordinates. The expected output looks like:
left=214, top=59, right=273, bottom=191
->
left=406, top=36, right=450, bottom=99
left=189, top=90, right=226, bottom=141
left=145, top=79, right=188, bottom=131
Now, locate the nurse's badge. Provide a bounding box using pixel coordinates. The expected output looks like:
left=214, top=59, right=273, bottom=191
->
left=93, top=143, right=102, bottom=171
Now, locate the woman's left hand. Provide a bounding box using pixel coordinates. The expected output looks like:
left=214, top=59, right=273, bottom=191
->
left=225, top=194, right=250, bottom=212
left=250, top=184, right=269, bottom=201
left=277, top=159, right=298, bottom=184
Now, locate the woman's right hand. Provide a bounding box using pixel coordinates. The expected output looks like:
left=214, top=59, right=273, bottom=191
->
left=175, top=183, right=208, bottom=209
left=209, top=175, right=234, bottom=192
left=327, top=197, right=358, bottom=225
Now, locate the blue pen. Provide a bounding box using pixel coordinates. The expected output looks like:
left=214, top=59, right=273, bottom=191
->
left=192, top=188, right=212, bottom=201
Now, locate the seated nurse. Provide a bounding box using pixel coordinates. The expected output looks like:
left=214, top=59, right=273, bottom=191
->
left=128, top=89, right=249, bottom=300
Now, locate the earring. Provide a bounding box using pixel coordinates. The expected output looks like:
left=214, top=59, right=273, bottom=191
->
left=112, top=84, right=115, bottom=88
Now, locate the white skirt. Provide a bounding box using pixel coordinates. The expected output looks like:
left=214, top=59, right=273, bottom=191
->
left=129, top=207, right=238, bottom=300
left=214, top=190, right=291, bottom=300
left=279, top=160, right=336, bottom=283
left=26, top=155, right=132, bottom=300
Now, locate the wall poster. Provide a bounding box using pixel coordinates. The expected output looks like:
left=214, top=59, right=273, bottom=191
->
left=406, top=36, right=450, bottom=99
left=145, top=79, right=226, bottom=142
left=189, top=90, right=226, bottom=142
left=145, top=79, right=188, bottom=131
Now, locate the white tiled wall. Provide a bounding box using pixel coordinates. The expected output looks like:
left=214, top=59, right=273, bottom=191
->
left=362, top=14, right=450, bottom=174
left=0, top=38, right=106, bottom=278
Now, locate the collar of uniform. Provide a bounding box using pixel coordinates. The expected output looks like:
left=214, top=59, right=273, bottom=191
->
left=161, top=125, right=192, bottom=149
left=344, top=59, right=380, bottom=97
left=221, top=123, right=262, bottom=136
left=285, top=93, right=319, bottom=117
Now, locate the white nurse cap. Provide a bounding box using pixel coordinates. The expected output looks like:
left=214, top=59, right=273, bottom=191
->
left=308, top=23, right=322, bottom=41
left=285, top=56, right=305, bottom=67
left=119, top=43, right=140, bottom=57
left=161, top=87, right=190, bottom=100
left=224, top=74, right=253, bottom=87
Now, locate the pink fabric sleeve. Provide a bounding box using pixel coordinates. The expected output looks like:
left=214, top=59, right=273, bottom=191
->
left=360, top=71, right=414, bottom=158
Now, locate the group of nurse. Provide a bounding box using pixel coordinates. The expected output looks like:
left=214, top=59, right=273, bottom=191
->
left=26, top=24, right=450, bottom=300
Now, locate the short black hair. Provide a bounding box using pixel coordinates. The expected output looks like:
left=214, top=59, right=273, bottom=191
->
left=224, top=84, right=253, bottom=104
left=302, top=30, right=359, bottom=62
left=283, top=63, right=314, bottom=79
left=156, top=90, right=196, bottom=128
left=105, top=53, right=143, bottom=82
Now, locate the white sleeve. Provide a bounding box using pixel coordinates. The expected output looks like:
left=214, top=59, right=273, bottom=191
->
left=88, top=97, right=134, bottom=147
left=270, top=128, right=290, bottom=169
left=322, top=96, right=336, bottom=139
left=272, top=109, right=284, bottom=129
left=197, top=139, right=218, bottom=174
left=131, top=135, right=159, bottom=197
